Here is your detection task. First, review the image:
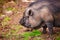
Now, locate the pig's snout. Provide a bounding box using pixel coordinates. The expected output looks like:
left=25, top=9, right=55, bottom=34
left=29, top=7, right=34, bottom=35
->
left=19, top=18, right=31, bottom=28
left=19, top=18, right=25, bottom=25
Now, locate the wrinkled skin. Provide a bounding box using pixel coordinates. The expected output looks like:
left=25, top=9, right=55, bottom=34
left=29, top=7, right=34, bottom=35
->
left=19, top=0, right=60, bottom=36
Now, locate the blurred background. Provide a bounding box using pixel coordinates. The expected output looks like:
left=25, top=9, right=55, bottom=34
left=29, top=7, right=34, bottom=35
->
left=0, top=0, right=60, bottom=40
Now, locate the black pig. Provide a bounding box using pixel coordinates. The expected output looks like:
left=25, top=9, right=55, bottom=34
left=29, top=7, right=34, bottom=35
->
left=20, top=0, right=60, bottom=35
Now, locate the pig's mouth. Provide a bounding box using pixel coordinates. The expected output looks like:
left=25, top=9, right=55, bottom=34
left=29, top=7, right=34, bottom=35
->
left=24, top=23, right=31, bottom=28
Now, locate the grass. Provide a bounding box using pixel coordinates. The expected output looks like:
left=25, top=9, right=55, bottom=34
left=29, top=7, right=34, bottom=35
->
left=56, top=36, right=60, bottom=40
left=21, top=30, right=42, bottom=40
left=6, top=7, right=13, bottom=11
left=0, top=16, right=23, bottom=36
left=6, top=7, right=18, bottom=12
left=1, top=29, right=42, bottom=40
left=22, top=30, right=42, bottom=37
left=9, top=25, right=23, bottom=35
left=2, top=24, right=23, bottom=36
left=2, top=16, right=11, bottom=26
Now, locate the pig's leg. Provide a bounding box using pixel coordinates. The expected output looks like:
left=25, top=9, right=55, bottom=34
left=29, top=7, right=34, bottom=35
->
left=42, top=25, right=47, bottom=34
left=46, top=22, right=53, bottom=35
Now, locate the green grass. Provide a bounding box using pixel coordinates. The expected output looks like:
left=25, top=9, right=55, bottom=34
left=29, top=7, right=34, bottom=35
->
left=21, top=30, right=42, bottom=40
left=30, top=30, right=42, bottom=36
left=6, top=7, right=13, bottom=11
left=2, top=16, right=11, bottom=26
left=6, top=7, right=17, bottom=12
left=22, top=30, right=42, bottom=37
left=56, top=36, right=60, bottom=40
left=1, top=27, right=42, bottom=40
left=3, top=16, right=11, bottom=21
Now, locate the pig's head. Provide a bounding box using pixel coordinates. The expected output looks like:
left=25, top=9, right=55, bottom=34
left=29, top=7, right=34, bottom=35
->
left=19, top=8, right=43, bottom=28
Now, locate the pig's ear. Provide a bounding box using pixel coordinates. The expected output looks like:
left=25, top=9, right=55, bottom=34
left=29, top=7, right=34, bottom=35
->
left=28, top=10, right=33, bottom=16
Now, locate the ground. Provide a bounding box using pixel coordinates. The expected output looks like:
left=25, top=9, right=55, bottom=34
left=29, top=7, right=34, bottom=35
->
left=0, top=1, right=60, bottom=40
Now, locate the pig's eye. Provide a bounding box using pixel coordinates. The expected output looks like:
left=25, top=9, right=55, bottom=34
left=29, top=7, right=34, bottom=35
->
left=28, top=10, right=33, bottom=16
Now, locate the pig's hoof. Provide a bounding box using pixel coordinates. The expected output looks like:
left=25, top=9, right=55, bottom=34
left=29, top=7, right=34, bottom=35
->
left=42, top=31, right=47, bottom=34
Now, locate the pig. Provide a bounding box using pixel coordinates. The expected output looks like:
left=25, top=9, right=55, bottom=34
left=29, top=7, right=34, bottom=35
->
left=19, top=0, right=60, bottom=35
